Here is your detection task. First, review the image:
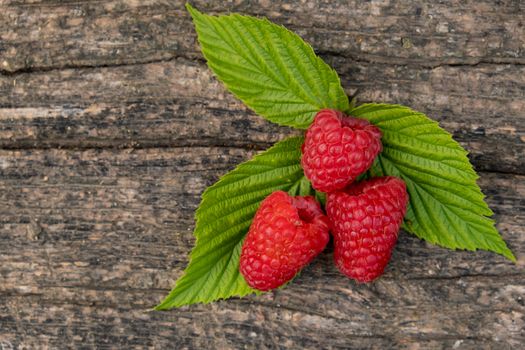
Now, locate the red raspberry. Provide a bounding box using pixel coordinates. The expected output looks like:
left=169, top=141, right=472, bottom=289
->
left=326, top=176, right=408, bottom=282
left=240, top=191, right=330, bottom=291
left=301, top=109, right=382, bottom=193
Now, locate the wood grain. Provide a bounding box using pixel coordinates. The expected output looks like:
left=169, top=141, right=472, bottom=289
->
left=0, top=148, right=523, bottom=349
left=1, top=58, right=524, bottom=174
left=0, top=0, right=524, bottom=349
left=1, top=0, right=523, bottom=73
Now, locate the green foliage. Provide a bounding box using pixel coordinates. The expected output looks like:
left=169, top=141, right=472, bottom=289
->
left=157, top=5, right=515, bottom=310
left=186, top=3, right=349, bottom=129
left=156, top=137, right=311, bottom=309
left=351, top=103, right=515, bottom=261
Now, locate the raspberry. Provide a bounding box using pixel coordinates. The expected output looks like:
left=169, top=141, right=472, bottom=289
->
left=240, top=191, right=330, bottom=291
left=301, top=109, right=382, bottom=193
left=326, top=176, right=408, bottom=282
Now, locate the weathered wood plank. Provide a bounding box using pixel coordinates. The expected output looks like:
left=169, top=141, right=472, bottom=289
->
left=1, top=1, right=524, bottom=348
left=1, top=0, right=523, bottom=73
left=1, top=58, right=524, bottom=174
left=0, top=148, right=523, bottom=348
left=1, top=1, right=523, bottom=174
left=1, top=282, right=523, bottom=349
left=0, top=148, right=522, bottom=276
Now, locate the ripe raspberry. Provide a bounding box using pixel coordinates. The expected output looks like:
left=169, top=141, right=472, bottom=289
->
left=301, top=109, right=382, bottom=193
left=240, top=191, right=330, bottom=291
left=326, top=176, right=408, bottom=282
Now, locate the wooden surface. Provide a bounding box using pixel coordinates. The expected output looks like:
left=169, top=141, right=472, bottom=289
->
left=0, top=1, right=524, bottom=349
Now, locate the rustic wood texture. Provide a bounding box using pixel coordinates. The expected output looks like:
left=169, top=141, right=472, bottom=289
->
left=0, top=1, right=523, bottom=349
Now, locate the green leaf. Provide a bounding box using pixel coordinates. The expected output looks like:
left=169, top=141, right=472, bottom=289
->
left=351, top=103, right=515, bottom=261
left=156, top=136, right=312, bottom=309
left=186, top=3, right=349, bottom=129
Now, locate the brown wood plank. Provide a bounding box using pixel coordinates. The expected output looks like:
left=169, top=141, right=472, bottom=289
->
left=1, top=0, right=523, bottom=73
left=1, top=0, right=524, bottom=348
left=1, top=58, right=524, bottom=174
left=0, top=148, right=523, bottom=348
left=1, top=1, right=523, bottom=174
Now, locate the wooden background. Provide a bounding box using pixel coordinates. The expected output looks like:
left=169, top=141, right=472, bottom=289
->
left=1, top=1, right=524, bottom=349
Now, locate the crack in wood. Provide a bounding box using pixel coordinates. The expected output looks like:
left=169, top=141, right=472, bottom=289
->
left=2, top=53, right=524, bottom=77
